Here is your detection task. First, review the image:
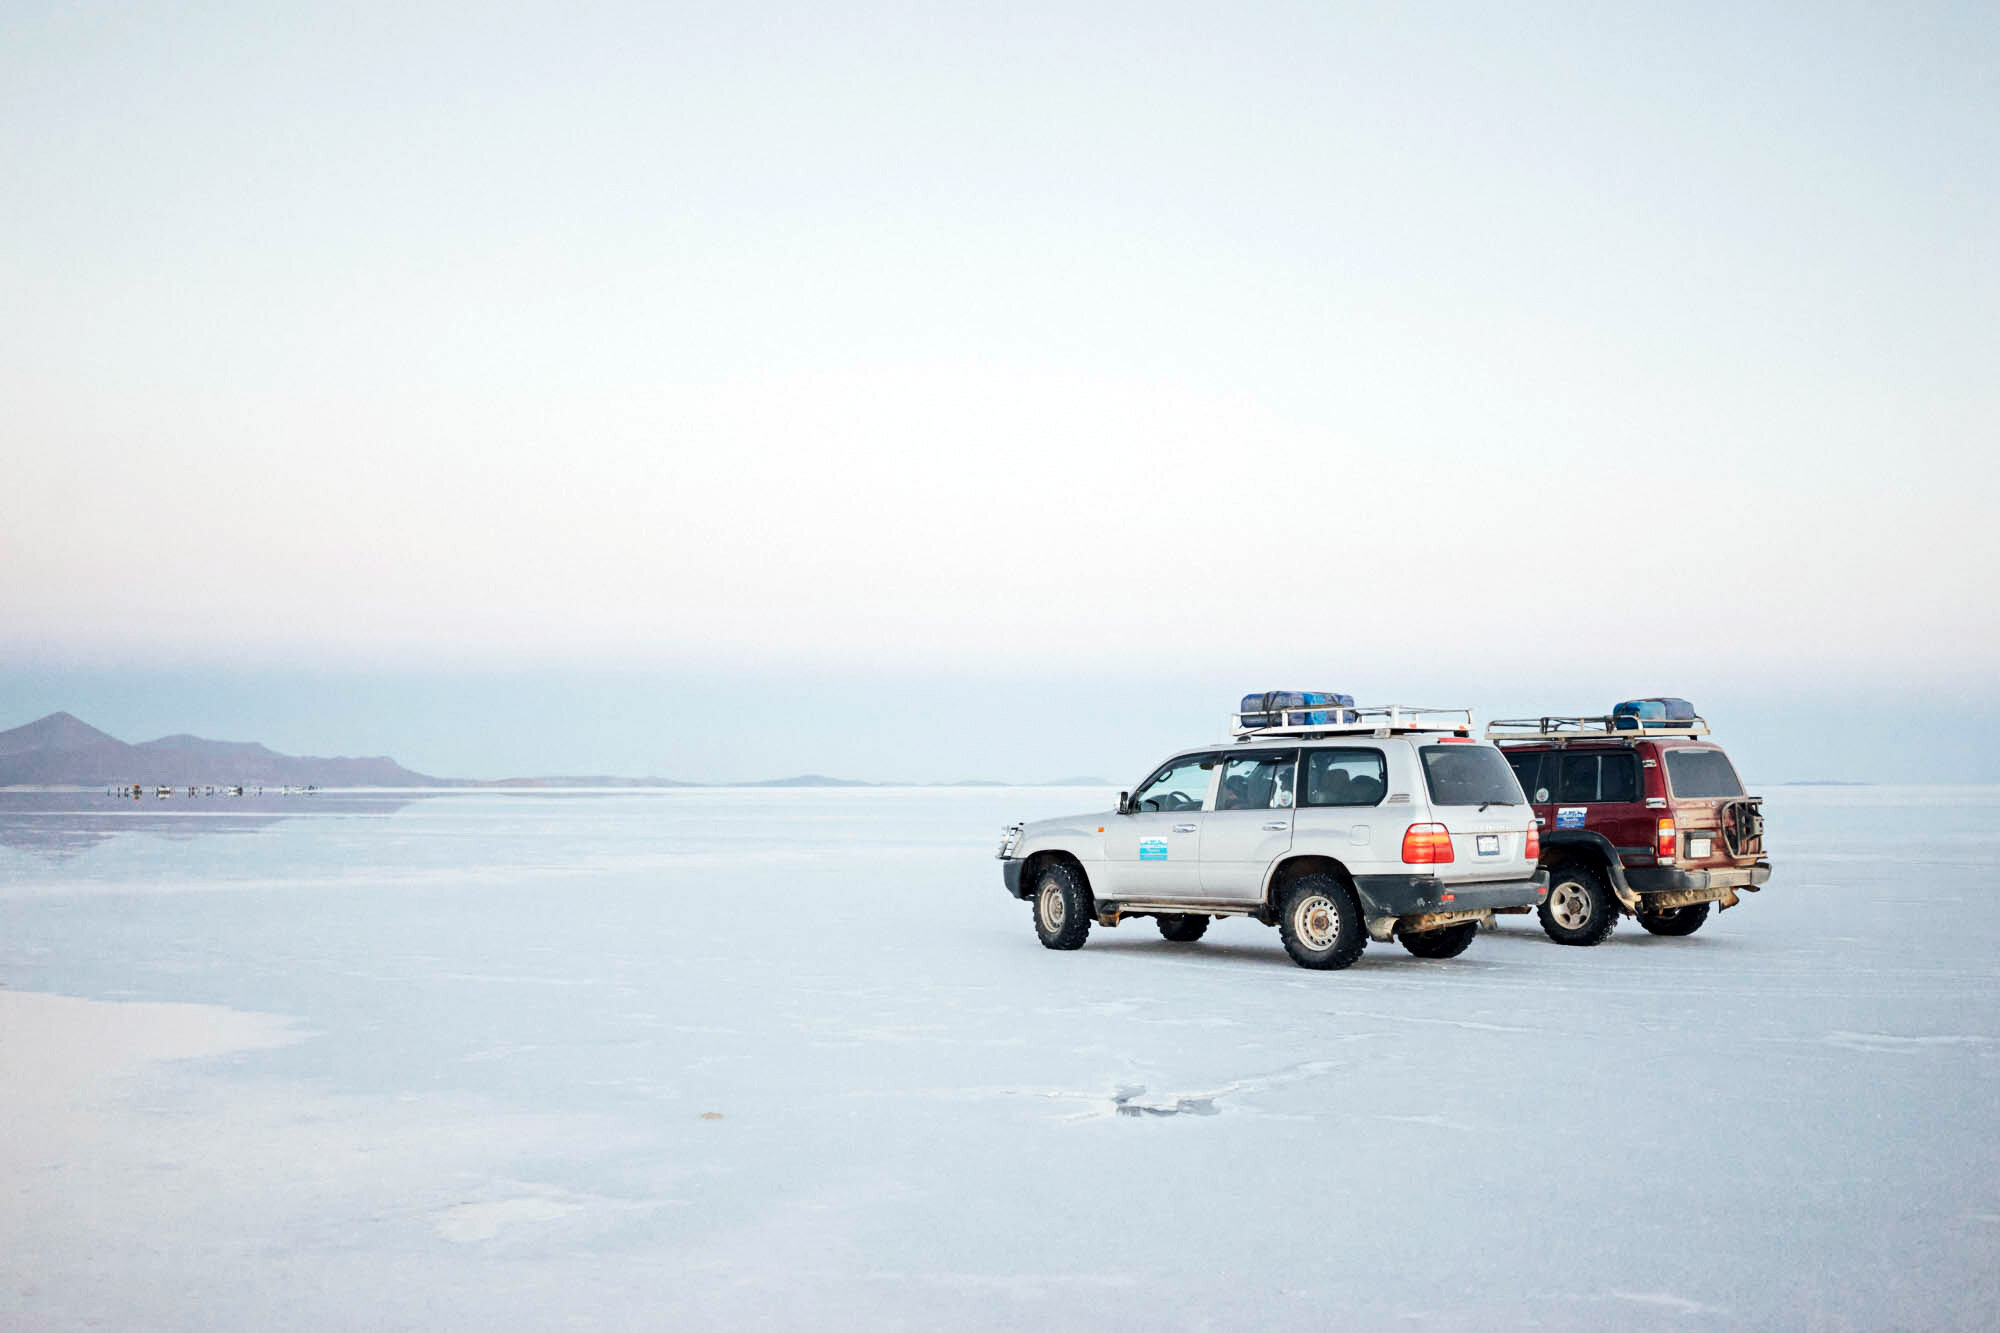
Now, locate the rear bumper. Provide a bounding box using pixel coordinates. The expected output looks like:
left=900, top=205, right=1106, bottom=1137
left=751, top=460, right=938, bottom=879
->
left=1624, top=861, right=1772, bottom=895
left=1001, top=858, right=1026, bottom=898
left=1351, top=869, right=1549, bottom=919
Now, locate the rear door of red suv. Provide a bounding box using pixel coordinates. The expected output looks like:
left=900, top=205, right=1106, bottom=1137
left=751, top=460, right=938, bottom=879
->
left=1658, top=742, right=1752, bottom=871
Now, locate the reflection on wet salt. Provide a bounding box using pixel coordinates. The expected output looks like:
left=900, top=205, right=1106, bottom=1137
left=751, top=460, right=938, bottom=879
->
left=0, top=790, right=416, bottom=859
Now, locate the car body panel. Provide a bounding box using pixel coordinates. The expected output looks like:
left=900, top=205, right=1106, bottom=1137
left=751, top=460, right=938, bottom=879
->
left=1002, top=734, right=1544, bottom=924
left=1497, top=735, right=1770, bottom=911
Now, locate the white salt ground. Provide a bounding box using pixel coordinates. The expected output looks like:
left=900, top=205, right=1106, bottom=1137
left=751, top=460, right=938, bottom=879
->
left=1, top=784, right=1996, bottom=1330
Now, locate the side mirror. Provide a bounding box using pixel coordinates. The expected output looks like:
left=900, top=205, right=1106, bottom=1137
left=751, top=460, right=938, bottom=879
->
left=1117, top=791, right=1132, bottom=815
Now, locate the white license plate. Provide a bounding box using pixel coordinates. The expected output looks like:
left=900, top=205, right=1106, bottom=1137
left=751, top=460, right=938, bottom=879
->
left=1476, top=834, right=1500, bottom=856
left=1688, top=836, right=1712, bottom=858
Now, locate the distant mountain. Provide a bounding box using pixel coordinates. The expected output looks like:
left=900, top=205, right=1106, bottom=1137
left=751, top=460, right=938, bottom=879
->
left=935, top=777, right=1110, bottom=787
left=481, top=775, right=700, bottom=788
left=0, top=712, right=1108, bottom=790
left=746, top=774, right=877, bottom=788
left=0, top=712, right=447, bottom=788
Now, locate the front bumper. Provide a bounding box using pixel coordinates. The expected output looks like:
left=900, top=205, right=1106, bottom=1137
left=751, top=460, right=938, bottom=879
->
left=1351, top=869, right=1549, bottom=919
left=1624, top=861, right=1772, bottom=895
left=1001, top=858, right=1026, bottom=899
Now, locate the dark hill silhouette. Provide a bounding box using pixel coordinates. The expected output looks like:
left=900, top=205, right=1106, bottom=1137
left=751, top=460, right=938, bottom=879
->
left=0, top=712, right=1109, bottom=788
left=0, top=712, right=446, bottom=787
left=0, top=710, right=124, bottom=755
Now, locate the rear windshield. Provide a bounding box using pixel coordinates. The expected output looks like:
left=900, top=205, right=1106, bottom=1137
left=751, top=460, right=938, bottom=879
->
left=1664, top=748, right=1744, bottom=798
left=1419, top=745, right=1524, bottom=807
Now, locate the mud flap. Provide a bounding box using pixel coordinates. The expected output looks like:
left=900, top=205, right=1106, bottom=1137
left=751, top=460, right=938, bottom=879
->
left=1394, top=908, right=1495, bottom=936
left=1602, top=861, right=1642, bottom=914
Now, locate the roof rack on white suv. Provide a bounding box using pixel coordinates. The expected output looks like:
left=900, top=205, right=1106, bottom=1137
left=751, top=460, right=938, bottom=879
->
left=1485, top=715, right=1711, bottom=744
left=1231, top=704, right=1474, bottom=741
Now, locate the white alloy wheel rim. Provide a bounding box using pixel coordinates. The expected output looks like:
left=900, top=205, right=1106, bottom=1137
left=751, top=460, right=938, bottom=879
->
left=1295, top=894, right=1340, bottom=950
left=1549, top=881, right=1592, bottom=930
left=1040, top=883, right=1066, bottom=931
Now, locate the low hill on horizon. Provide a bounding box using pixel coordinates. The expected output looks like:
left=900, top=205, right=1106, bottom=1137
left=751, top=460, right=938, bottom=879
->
left=0, top=712, right=448, bottom=788
left=0, top=712, right=1113, bottom=790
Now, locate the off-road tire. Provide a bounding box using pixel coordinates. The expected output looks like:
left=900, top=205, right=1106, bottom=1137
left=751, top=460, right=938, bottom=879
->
left=1637, top=901, right=1711, bottom=937
left=1398, top=920, right=1478, bottom=959
left=1538, top=862, right=1618, bottom=946
left=1157, top=914, right=1210, bottom=943
left=1276, top=873, right=1366, bottom=970
left=1031, top=862, right=1092, bottom=951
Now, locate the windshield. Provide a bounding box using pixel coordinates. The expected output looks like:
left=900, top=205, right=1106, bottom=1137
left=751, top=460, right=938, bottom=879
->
left=1420, top=744, right=1524, bottom=807
left=1664, top=748, right=1744, bottom=798
left=1133, top=754, right=1215, bottom=812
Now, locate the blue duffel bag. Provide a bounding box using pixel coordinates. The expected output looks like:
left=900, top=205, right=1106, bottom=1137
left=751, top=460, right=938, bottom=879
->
left=1240, top=690, right=1357, bottom=728
left=1612, top=697, right=1697, bottom=730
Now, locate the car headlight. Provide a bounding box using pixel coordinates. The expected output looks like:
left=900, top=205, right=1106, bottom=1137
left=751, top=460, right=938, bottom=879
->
left=996, top=823, right=1024, bottom=859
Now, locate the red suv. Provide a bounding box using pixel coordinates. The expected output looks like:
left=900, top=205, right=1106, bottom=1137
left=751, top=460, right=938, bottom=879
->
left=1487, top=706, right=1772, bottom=945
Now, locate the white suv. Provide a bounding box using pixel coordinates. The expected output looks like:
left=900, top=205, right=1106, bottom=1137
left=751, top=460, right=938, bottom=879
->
left=997, top=706, right=1549, bottom=970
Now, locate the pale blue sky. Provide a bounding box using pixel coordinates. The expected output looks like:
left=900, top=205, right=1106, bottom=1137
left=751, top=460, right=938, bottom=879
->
left=4, top=3, right=1995, bottom=780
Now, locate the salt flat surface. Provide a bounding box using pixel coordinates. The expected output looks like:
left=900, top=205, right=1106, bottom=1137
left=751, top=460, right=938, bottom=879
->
left=2, top=785, right=1996, bottom=1329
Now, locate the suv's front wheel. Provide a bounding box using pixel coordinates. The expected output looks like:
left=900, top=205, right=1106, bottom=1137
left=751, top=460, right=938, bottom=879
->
left=1032, top=862, right=1093, bottom=951
left=1539, top=862, right=1618, bottom=946
left=1277, top=874, right=1366, bottom=970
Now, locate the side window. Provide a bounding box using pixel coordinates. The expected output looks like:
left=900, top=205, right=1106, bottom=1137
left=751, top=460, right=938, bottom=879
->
left=1216, top=751, right=1297, bottom=810
left=1599, top=753, right=1640, bottom=803
left=1133, top=754, right=1216, bottom=813
left=1506, top=753, right=1544, bottom=802
left=1555, top=752, right=1601, bottom=803
left=1301, top=748, right=1388, bottom=807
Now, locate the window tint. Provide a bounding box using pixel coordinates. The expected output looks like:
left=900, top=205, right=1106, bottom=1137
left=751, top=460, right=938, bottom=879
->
left=1555, top=753, right=1600, bottom=803
left=1301, top=748, right=1388, bottom=807
left=1216, top=751, right=1298, bottom=810
left=1133, top=754, right=1216, bottom=812
left=1505, top=752, right=1543, bottom=801
left=1419, top=745, right=1523, bottom=807
left=1665, top=748, right=1744, bottom=798
left=1599, top=753, right=1640, bottom=803
left=1552, top=751, right=1642, bottom=803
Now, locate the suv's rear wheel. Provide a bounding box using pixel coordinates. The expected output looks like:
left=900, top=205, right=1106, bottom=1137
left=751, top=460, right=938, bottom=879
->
left=1032, top=862, right=1092, bottom=951
left=1277, top=873, right=1366, bottom=970
left=1399, top=921, right=1478, bottom=959
left=1539, top=863, right=1617, bottom=946
left=1157, top=914, right=1209, bottom=943
left=1637, top=901, right=1711, bottom=937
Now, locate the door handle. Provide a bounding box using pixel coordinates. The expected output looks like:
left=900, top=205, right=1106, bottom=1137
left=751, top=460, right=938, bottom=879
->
left=1262, top=821, right=1288, bottom=831
left=1172, top=823, right=1197, bottom=833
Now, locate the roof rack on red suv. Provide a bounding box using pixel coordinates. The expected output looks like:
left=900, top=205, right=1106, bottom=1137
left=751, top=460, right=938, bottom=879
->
left=1484, top=701, right=1771, bottom=946
left=1485, top=713, right=1710, bottom=743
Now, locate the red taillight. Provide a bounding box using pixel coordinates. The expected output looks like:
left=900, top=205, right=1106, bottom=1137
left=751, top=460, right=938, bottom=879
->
left=1525, top=823, right=1540, bottom=860
left=1656, top=817, right=1677, bottom=860
left=1401, top=823, right=1455, bottom=864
